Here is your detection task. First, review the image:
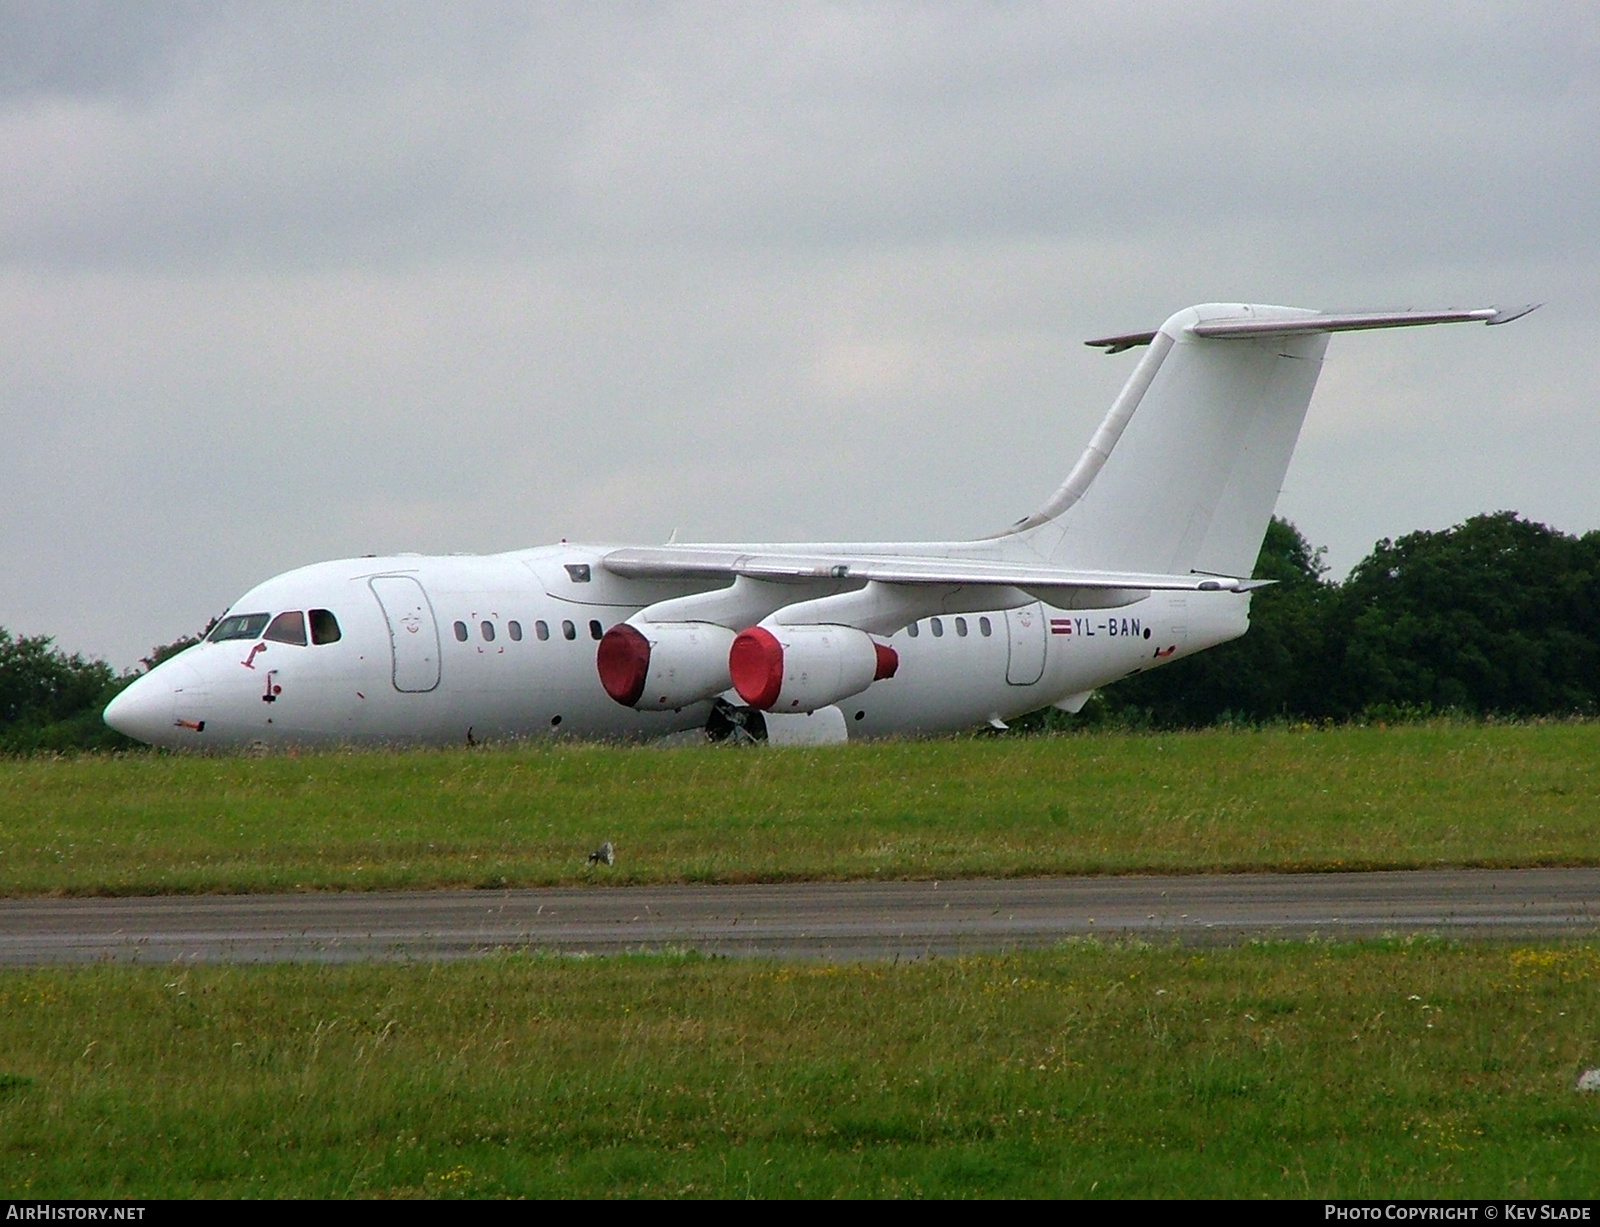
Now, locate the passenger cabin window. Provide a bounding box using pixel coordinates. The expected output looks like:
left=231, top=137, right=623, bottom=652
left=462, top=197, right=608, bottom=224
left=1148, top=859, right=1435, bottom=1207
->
left=508, top=620, right=522, bottom=642
left=979, top=616, right=992, bottom=637
left=561, top=620, right=576, bottom=641
left=955, top=617, right=968, bottom=637
left=481, top=621, right=495, bottom=642
left=535, top=620, right=550, bottom=641
left=589, top=619, right=603, bottom=641
left=930, top=617, right=944, bottom=638
left=208, top=613, right=271, bottom=642
left=906, top=621, right=919, bottom=638
left=263, top=610, right=307, bottom=646
left=309, top=609, right=341, bottom=644
left=453, top=621, right=468, bottom=642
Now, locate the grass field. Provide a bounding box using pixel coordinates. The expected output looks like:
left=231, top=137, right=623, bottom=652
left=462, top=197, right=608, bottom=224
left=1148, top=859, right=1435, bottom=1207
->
left=0, top=940, right=1596, bottom=1198
left=1, top=722, right=1597, bottom=896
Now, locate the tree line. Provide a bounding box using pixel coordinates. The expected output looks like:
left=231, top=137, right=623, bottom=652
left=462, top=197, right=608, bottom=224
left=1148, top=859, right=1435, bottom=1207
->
left=2, top=511, right=1597, bottom=751
left=0, top=630, right=199, bottom=753
left=1067, top=511, right=1600, bottom=729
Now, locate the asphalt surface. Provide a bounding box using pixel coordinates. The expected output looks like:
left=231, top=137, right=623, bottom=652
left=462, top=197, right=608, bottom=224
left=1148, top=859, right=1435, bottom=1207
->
left=0, top=868, right=1597, bottom=964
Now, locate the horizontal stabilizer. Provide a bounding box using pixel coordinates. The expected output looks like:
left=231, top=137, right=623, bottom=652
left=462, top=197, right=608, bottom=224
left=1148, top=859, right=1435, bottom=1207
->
left=1087, top=305, right=1536, bottom=352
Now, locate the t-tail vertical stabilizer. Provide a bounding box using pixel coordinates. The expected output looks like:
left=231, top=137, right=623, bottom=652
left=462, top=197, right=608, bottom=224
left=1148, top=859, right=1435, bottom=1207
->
left=1002, top=303, right=1534, bottom=580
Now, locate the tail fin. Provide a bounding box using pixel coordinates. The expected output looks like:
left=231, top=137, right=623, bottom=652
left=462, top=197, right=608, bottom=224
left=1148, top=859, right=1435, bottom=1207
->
left=1005, top=303, right=1529, bottom=578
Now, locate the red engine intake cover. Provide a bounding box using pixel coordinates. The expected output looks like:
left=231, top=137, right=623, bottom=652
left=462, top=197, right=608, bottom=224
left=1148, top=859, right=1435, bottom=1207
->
left=728, top=626, right=784, bottom=710
left=873, top=641, right=899, bottom=680
left=596, top=624, right=651, bottom=707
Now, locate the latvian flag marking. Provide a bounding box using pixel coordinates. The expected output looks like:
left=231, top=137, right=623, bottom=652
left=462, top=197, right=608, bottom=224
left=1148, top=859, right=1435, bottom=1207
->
left=1050, top=618, right=1072, bottom=636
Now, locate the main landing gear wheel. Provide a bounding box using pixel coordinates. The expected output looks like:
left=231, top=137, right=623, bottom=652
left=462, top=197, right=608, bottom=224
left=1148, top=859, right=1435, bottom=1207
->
left=705, top=698, right=767, bottom=745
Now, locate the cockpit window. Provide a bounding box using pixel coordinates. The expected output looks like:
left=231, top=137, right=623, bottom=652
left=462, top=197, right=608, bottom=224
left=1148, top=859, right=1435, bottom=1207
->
left=208, top=613, right=271, bottom=642
left=263, top=610, right=308, bottom=646
left=309, top=609, right=342, bottom=644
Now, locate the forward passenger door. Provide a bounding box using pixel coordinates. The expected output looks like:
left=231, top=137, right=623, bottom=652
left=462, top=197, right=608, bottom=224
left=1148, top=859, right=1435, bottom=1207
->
left=369, top=576, right=443, bottom=693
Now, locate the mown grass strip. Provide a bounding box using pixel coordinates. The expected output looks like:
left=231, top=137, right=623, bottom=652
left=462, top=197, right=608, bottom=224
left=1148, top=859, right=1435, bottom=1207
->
left=2, top=722, right=1598, bottom=896
left=0, top=940, right=1596, bottom=1198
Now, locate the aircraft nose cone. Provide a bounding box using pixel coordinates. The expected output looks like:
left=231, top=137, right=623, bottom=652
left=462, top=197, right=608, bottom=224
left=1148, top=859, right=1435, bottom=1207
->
left=103, top=661, right=198, bottom=746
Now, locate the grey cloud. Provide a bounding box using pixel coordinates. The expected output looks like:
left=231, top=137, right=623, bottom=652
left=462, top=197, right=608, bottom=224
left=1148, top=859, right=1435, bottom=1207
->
left=0, top=0, right=220, bottom=100
left=2, top=4, right=1596, bottom=271
left=0, top=3, right=1593, bottom=666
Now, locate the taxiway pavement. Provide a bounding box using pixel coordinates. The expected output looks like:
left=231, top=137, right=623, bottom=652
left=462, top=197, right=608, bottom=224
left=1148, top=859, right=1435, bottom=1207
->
left=0, top=868, right=1596, bottom=963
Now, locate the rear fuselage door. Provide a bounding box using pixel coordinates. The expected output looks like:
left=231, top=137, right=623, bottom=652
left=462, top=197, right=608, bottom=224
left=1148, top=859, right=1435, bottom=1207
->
left=1004, top=602, right=1047, bottom=685
left=369, top=575, right=442, bottom=693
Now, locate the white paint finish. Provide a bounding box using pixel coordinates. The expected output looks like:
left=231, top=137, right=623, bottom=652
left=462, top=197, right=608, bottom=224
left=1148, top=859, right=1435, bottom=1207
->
left=625, top=621, right=737, bottom=711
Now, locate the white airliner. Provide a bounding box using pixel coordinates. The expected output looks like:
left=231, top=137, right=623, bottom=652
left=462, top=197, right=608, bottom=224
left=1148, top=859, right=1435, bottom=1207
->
left=105, top=302, right=1531, bottom=750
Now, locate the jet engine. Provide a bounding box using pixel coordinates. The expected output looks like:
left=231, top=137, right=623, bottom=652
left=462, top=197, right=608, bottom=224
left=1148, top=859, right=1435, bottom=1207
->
left=728, top=624, right=898, bottom=713
left=596, top=621, right=736, bottom=710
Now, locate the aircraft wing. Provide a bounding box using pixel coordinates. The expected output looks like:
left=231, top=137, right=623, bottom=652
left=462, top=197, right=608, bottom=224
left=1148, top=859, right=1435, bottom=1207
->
left=601, top=546, right=1267, bottom=593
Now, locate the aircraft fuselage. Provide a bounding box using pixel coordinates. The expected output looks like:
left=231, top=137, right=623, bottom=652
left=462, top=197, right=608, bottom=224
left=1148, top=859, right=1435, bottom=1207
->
left=105, top=544, right=1247, bottom=750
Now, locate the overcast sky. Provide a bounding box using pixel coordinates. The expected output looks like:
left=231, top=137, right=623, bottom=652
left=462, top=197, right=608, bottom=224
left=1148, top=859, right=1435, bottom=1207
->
left=3, top=1, right=1596, bottom=668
